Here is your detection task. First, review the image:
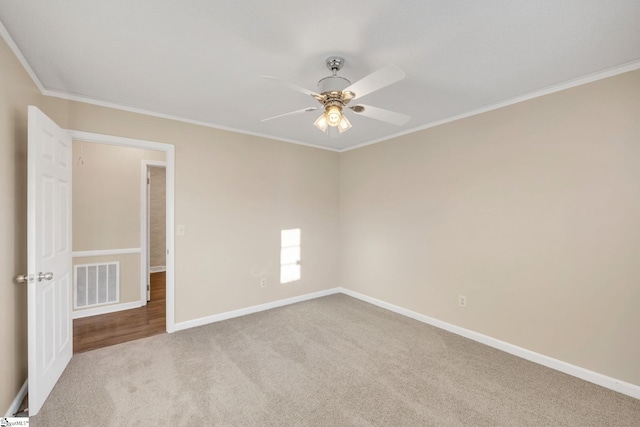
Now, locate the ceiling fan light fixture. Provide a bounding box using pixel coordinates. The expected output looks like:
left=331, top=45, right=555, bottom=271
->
left=261, top=57, right=410, bottom=137
left=326, top=105, right=342, bottom=126
left=337, top=115, right=352, bottom=133
left=313, top=113, right=328, bottom=132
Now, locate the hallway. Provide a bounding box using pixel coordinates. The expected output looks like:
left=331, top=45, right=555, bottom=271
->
left=73, top=272, right=166, bottom=353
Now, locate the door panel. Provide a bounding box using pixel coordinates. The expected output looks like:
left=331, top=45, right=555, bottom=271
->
left=27, top=106, right=73, bottom=416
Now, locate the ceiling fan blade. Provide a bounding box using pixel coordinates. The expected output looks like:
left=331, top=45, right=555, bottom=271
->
left=261, top=107, right=319, bottom=122
left=350, top=104, right=411, bottom=126
left=343, top=64, right=406, bottom=100
left=260, top=76, right=322, bottom=99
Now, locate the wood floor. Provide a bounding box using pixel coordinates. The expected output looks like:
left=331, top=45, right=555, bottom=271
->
left=73, top=272, right=166, bottom=353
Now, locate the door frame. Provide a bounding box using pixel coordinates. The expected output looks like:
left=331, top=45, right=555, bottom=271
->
left=68, top=130, right=176, bottom=332
left=141, top=161, right=166, bottom=304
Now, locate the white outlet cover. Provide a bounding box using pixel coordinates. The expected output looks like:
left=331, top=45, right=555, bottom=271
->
left=458, top=295, right=467, bottom=307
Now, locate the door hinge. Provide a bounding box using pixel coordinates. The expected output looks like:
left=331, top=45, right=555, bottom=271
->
left=147, top=177, right=150, bottom=184
left=147, top=284, right=150, bottom=291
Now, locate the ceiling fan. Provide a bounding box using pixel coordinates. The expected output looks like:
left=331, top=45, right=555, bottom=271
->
left=261, top=57, right=410, bottom=135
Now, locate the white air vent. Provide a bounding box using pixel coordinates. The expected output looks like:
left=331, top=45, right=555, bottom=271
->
left=74, top=262, right=119, bottom=309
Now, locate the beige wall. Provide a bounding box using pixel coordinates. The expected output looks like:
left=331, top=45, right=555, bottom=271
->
left=73, top=140, right=165, bottom=251
left=0, top=36, right=43, bottom=413
left=340, top=70, right=640, bottom=386
left=40, top=99, right=342, bottom=323
left=149, top=167, right=166, bottom=268
left=72, top=141, right=164, bottom=310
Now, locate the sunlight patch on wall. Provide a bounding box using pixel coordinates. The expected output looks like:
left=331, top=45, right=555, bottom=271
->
left=281, top=228, right=301, bottom=283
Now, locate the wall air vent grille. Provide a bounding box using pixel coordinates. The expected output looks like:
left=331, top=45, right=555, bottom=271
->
left=74, top=262, right=119, bottom=309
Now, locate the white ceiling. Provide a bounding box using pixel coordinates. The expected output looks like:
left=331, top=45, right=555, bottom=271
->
left=1, top=1, right=639, bottom=151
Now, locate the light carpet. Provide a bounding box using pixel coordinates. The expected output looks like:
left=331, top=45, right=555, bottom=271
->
left=31, top=294, right=640, bottom=426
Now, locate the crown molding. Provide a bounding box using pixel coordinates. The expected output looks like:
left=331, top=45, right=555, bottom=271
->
left=342, top=60, right=640, bottom=152
left=43, top=88, right=341, bottom=152
left=0, top=19, right=45, bottom=93
left=2, top=19, right=638, bottom=154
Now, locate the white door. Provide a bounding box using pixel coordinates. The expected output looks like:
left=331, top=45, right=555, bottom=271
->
left=27, top=106, right=73, bottom=416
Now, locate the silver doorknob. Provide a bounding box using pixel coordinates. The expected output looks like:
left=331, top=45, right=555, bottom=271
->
left=38, top=272, right=54, bottom=281
left=16, top=274, right=31, bottom=283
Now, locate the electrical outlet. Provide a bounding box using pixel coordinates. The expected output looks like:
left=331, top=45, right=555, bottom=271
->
left=260, top=278, right=267, bottom=288
left=458, top=295, right=467, bottom=308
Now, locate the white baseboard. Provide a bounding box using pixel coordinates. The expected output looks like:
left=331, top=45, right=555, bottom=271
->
left=7, top=287, right=637, bottom=420
left=174, top=288, right=342, bottom=332
left=170, top=286, right=640, bottom=400
left=149, top=266, right=166, bottom=273
left=5, top=378, right=28, bottom=417
left=72, top=301, right=142, bottom=319
left=339, top=288, right=640, bottom=400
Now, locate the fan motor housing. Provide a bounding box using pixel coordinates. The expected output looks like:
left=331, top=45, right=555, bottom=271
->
left=317, top=75, right=351, bottom=93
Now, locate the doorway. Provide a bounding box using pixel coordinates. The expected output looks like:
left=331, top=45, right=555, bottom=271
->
left=69, top=131, right=175, bottom=354
left=143, top=162, right=167, bottom=304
